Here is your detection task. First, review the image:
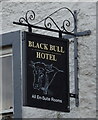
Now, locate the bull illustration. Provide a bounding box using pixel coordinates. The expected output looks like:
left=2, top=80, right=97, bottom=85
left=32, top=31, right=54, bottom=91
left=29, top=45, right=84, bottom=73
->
left=30, top=61, right=63, bottom=95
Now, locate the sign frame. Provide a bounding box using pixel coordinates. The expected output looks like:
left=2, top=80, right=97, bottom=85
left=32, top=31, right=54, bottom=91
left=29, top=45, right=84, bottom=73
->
left=23, top=32, right=70, bottom=112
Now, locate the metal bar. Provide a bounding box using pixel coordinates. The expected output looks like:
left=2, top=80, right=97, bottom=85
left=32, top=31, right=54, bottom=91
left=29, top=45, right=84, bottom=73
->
left=74, top=10, right=79, bottom=107
left=75, top=30, right=91, bottom=36
left=28, top=26, right=32, bottom=33
left=59, top=31, right=62, bottom=38
left=63, top=30, right=91, bottom=39
left=13, top=22, right=75, bottom=36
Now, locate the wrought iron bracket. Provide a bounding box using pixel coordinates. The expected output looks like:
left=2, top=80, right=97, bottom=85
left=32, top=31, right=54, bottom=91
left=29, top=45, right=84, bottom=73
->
left=13, top=7, right=91, bottom=108
left=13, top=7, right=78, bottom=36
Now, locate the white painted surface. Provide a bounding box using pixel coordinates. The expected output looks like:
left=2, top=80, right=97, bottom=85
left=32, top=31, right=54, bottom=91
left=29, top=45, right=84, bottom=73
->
left=0, top=1, right=96, bottom=118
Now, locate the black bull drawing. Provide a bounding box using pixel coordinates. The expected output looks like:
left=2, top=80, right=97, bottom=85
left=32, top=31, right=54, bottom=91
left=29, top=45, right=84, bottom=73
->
left=30, top=61, right=64, bottom=95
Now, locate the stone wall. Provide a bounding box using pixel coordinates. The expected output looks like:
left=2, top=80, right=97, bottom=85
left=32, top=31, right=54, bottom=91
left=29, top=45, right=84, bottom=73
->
left=1, top=1, right=96, bottom=118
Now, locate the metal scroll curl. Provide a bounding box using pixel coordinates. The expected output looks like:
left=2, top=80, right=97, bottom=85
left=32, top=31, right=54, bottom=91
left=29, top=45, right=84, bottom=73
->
left=18, top=7, right=76, bottom=33
left=44, top=16, right=61, bottom=31
left=19, top=10, right=35, bottom=24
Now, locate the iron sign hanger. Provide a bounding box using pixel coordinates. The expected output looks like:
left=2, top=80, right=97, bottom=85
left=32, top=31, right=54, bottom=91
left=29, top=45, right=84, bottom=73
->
left=13, top=7, right=77, bottom=36
left=13, top=7, right=91, bottom=107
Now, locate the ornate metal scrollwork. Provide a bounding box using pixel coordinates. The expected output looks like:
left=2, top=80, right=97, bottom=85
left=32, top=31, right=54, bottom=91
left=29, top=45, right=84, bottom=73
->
left=18, top=7, right=76, bottom=33
left=19, top=10, right=35, bottom=24
left=44, top=16, right=61, bottom=31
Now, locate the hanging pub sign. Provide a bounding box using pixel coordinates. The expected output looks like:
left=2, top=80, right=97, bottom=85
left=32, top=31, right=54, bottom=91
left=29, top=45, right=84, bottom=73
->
left=24, top=32, right=70, bottom=112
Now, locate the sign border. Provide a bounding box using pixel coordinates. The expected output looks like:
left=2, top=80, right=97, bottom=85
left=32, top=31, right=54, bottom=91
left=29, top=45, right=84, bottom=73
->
left=23, top=32, right=70, bottom=112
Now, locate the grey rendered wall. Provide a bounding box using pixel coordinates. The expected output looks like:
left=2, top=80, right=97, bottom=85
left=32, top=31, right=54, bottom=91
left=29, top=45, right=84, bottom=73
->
left=1, top=1, right=96, bottom=118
